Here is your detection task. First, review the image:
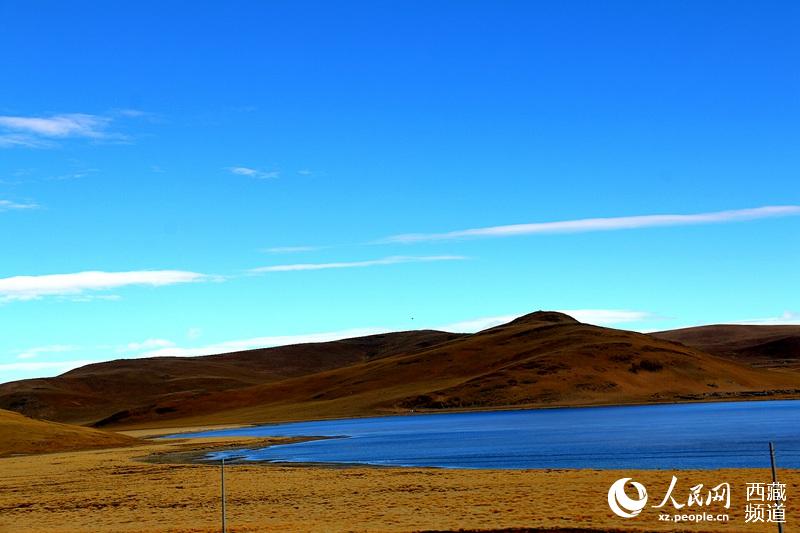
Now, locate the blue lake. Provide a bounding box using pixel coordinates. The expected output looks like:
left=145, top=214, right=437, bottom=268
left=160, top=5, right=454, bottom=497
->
left=175, top=400, right=800, bottom=469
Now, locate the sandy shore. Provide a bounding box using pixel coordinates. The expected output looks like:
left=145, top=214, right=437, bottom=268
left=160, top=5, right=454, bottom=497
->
left=1, top=435, right=797, bottom=533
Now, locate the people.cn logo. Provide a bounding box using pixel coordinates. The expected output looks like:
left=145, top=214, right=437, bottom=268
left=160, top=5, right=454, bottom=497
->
left=607, top=477, right=648, bottom=518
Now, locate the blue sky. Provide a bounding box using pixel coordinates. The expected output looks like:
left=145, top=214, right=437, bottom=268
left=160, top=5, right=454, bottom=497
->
left=1, top=1, right=799, bottom=383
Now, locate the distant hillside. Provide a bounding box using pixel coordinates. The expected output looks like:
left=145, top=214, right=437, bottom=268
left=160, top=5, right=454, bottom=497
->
left=654, top=324, right=800, bottom=370
left=82, top=311, right=800, bottom=428
left=0, top=408, right=137, bottom=457
left=0, top=330, right=463, bottom=424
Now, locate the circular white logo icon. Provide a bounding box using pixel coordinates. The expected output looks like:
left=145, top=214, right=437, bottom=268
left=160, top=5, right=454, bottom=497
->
left=608, top=477, right=648, bottom=518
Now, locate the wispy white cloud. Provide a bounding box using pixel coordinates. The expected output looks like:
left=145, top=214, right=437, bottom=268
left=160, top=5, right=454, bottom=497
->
left=64, top=294, right=122, bottom=303
left=228, top=166, right=279, bottom=179
left=0, top=199, right=38, bottom=211
left=0, top=134, right=54, bottom=148
left=565, top=309, right=657, bottom=325
left=437, top=315, right=519, bottom=333
left=730, top=311, right=800, bottom=326
left=123, top=339, right=176, bottom=352
left=0, top=111, right=148, bottom=148
left=0, top=359, right=101, bottom=375
left=1, top=168, right=96, bottom=185
left=15, top=344, right=80, bottom=360
left=263, top=245, right=320, bottom=254
left=229, top=166, right=257, bottom=176
left=114, top=109, right=153, bottom=119
left=130, top=328, right=392, bottom=358
left=643, top=311, right=800, bottom=332
left=438, top=309, right=656, bottom=333
left=381, top=206, right=800, bottom=244
left=0, top=113, right=110, bottom=138
left=250, top=255, right=466, bottom=273
left=47, top=168, right=98, bottom=181
left=0, top=270, right=214, bottom=302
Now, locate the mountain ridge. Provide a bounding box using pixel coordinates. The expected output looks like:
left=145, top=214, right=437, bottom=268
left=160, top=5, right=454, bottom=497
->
left=654, top=324, right=800, bottom=370
left=2, top=312, right=797, bottom=429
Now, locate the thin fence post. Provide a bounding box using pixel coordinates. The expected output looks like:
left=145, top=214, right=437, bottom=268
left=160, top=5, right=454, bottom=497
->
left=769, top=442, right=783, bottom=533
left=221, top=457, right=227, bottom=533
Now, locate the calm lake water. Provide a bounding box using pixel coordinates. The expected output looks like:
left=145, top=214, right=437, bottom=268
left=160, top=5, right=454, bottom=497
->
left=176, top=400, right=800, bottom=469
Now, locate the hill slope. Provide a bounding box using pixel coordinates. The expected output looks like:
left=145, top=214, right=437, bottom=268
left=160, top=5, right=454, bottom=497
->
left=0, top=330, right=463, bottom=424
left=0, top=408, right=137, bottom=457
left=89, top=312, right=800, bottom=428
left=654, top=325, right=800, bottom=370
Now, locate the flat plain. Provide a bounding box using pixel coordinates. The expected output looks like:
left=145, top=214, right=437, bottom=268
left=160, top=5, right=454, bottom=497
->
left=1, top=434, right=797, bottom=533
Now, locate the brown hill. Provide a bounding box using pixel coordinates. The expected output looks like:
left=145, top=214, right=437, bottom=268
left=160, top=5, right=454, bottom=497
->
left=0, top=330, right=463, bottom=424
left=85, top=311, right=800, bottom=428
left=654, top=325, right=800, bottom=370
left=0, top=408, right=137, bottom=457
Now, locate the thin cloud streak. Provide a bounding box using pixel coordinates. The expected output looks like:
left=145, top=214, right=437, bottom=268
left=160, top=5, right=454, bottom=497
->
left=123, top=339, right=176, bottom=352
left=228, top=166, right=279, bottom=179
left=730, top=311, right=800, bottom=326
left=566, top=309, right=657, bottom=325
left=381, top=206, right=800, bottom=243
left=0, top=134, right=54, bottom=148
left=0, top=359, right=101, bottom=375
left=0, top=113, right=110, bottom=138
left=0, top=270, right=213, bottom=302
left=15, top=344, right=79, bottom=360
left=0, top=199, right=38, bottom=211
left=264, top=246, right=320, bottom=254
left=437, top=315, right=520, bottom=333
left=131, top=328, right=393, bottom=358
left=0, top=112, right=145, bottom=148
left=250, top=255, right=466, bottom=273
left=641, top=311, right=800, bottom=332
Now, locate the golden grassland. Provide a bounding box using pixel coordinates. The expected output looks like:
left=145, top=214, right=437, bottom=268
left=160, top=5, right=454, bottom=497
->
left=1, top=432, right=797, bottom=533
left=0, top=408, right=138, bottom=457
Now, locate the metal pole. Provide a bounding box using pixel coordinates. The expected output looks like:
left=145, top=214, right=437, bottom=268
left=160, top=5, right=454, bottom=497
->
left=221, top=458, right=227, bottom=533
left=769, top=442, right=783, bottom=533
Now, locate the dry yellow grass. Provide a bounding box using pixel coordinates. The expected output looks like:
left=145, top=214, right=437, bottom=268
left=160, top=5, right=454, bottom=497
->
left=0, top=408, right=138, bottom=457
left=1, top=435, right=797, bottom=533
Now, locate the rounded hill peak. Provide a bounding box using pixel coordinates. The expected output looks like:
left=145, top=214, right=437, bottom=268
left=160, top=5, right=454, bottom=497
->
left=508, top=311, right=580, bottom=326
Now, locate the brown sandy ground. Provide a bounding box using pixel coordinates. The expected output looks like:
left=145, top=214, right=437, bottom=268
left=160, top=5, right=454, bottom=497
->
left=0, top=435, right=797, bottom=533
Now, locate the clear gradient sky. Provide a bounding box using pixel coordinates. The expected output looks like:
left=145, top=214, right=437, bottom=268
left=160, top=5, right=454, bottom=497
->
left=1, top=1, right=799, bottom=383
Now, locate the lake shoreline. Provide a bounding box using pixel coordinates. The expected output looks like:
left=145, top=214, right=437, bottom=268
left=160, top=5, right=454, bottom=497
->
left=123, top=394, right=800, bottom=438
